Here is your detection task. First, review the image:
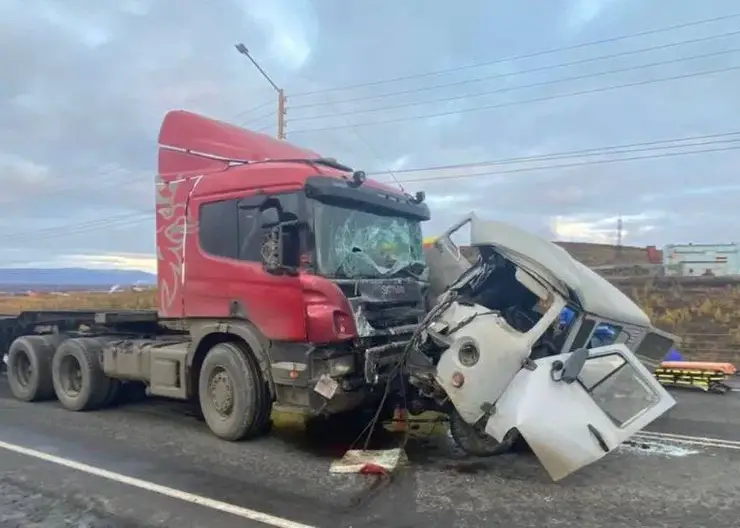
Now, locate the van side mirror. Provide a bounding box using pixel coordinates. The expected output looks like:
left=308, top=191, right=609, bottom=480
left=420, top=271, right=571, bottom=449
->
left=551, top=347, right=590, bottom=384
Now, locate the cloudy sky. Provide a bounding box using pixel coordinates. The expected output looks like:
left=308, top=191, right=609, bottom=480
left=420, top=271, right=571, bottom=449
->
left=1, top=0, right=739, bottom=273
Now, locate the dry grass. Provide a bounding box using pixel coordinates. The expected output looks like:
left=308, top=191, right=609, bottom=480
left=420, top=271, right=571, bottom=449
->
left=0, top=290, right=158, bottom=314
left=617, top=277, right=740, bottom=363
left=2, top=275, right=739, bottom=363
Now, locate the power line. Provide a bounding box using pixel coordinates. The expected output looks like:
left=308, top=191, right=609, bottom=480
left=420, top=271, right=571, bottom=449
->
left=10, top=14, right=740, bottom=232
left=365, top=131, right=740, bottom=176
left=4, top=140, right=740, bottom=241
left=239, top=108, right=277, bottom=127
left=290, top=47, right=740, bottom=121
left=381, top=144, right=740, bottom=185
left=289, top=64, right=740, bottom=133
left=290, top=12, right=740, bottom=97
left=230, top=100, right=274, bottom=121
left=0, top=213, right=151, bottom=244
left=290, top=29, right=740, bottom=110
left=31, top=34, right=736, bottom=209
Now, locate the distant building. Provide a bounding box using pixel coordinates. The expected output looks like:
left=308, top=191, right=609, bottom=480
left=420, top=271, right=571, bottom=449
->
left=663, top=243, right=740, bottom=276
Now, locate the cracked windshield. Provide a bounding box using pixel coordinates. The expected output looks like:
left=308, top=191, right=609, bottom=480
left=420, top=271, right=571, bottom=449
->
left=314, top=202, right=425, bottom=279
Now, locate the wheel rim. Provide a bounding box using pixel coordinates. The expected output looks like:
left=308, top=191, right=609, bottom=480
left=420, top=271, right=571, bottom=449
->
left=12, top=351, right=32, bottom=388
left=208, top=367, right=234, bottom=418
left=59, top=355, right=83, bottom=397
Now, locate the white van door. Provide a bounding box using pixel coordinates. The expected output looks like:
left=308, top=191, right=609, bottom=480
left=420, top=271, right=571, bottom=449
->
left=485, top=344, right=676, bottom=481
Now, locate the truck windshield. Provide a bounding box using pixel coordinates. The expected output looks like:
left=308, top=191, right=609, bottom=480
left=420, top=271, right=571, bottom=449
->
left=313, top=201, right=426, bottom=279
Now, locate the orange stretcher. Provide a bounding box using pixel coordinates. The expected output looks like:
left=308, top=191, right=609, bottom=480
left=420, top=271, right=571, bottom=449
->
left=654, top=361, right=736, bottom=394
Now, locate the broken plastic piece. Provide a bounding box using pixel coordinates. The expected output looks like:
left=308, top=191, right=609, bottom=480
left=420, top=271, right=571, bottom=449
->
left=329, top=448, right=406, bottom=474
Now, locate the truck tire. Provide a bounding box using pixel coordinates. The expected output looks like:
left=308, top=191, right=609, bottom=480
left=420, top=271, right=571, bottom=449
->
left=198, top=341, right=271, bottom=441
left=6, top=336, right=56, bottom=402
left=52, top=338, right=111, bottom=412
left=449, top=408, right=517, bottom=457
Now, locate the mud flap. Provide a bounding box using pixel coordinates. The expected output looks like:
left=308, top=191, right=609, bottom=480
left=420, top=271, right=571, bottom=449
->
left=485, top=344, right=676, bottom=481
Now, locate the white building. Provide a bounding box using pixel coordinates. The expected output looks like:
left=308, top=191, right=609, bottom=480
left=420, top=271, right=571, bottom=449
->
left=662, top=243, right=740, bottom=276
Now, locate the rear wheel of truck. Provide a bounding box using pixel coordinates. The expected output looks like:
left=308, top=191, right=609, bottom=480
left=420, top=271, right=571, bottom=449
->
left=198, top=341, right=271, bottom=441
left=6, top=336, right=56, bottom=402
left=449, top=408, right=517, bottom=457
left=52, top=339, right=111, bottom=412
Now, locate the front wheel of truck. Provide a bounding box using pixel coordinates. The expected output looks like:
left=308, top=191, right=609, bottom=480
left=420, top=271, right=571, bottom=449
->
left=198, top=341, right=271, bottom=441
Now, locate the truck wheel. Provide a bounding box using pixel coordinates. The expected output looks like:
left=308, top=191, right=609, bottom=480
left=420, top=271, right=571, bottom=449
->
left=6, top=336, right=56, bottom=402
left=52, top=338, right=111, bottom=412
left=449, top=408, right=517, bottom=457
left=198, top=342, right=271, bottom=441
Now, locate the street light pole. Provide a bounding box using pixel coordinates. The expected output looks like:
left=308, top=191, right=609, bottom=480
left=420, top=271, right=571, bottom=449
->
left=234, top=42, right=286, bottom=140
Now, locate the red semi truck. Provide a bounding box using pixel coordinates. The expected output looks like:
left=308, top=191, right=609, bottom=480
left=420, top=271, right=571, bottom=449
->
left=0, top=110, right=431, bottom=441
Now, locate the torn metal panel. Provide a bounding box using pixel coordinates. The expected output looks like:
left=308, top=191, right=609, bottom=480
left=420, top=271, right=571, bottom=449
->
left=433, top=294, right=566, bottom=425
left=335, top=278, right=426, bottom=338
left=429, top=212, right=651, bottom=327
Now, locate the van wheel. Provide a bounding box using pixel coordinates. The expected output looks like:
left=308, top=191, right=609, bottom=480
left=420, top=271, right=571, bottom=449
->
left=6, top=336, right=56, bottom=402
left=449, top=408, right=516, bottom=457
left=52, top=338, right=111, bottom=412
left=198, top=342, right=271, bottom=441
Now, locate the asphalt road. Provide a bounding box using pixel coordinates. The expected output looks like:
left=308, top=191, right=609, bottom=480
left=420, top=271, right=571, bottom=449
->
left=1, top=379, right=740, bottom=528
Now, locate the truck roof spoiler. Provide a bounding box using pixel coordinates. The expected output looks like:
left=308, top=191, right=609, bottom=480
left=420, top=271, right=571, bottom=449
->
left=158, top=110, right=320, bottom=168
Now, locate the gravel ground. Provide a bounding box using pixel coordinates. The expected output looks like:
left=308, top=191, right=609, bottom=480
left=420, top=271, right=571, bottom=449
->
left=1, top=380, right=740, bottom=527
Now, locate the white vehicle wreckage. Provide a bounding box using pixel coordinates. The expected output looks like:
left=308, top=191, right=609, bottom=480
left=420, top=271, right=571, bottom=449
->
left=401, top=213, right=677, bottom=481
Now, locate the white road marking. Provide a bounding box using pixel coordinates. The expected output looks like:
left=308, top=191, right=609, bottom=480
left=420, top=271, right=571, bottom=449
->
left=632, top=430, right=740, bottom=451
left=0, top=439, right=318, bottom=528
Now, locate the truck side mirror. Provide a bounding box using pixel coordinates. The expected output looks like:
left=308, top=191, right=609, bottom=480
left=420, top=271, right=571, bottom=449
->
left=260, top=207, right=280, bottom=229
left=259, top=206, right=300, bottom=276
left=260, top=225, right=284, bottom=274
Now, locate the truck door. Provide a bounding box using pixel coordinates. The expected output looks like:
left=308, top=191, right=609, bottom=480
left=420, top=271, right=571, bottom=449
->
left=484, top=344, right=675, bottom=481
left=185, top=190, right=307, bottom=341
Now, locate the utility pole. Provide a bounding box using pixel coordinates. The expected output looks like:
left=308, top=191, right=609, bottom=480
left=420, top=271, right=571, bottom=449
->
left=234, top=43, right=286, bottom=140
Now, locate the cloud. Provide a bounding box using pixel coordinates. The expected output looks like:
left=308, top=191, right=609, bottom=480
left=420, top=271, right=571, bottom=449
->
left=1, top=0, right=739, bottom=272
left=564, top=0, right=627, bottom=33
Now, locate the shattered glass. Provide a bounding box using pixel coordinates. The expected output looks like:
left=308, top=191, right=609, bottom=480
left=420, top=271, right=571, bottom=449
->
left=314, top=202, right=426, bottom=279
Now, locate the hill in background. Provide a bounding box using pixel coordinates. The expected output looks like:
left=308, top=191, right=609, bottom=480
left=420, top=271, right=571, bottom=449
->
left=0, top=268, right=156, bottom=291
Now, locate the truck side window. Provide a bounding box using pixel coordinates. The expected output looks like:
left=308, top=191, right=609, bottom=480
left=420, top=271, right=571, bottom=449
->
left=199, top=199, right=239, bottom=259
left=238, top=192, right=302, bottom=262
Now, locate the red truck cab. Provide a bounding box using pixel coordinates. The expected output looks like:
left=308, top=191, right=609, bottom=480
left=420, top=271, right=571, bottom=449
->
left=2, top=110, right=430, bottom=443
left=157, top=110, right=430, bottom=422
